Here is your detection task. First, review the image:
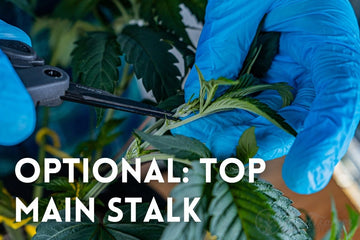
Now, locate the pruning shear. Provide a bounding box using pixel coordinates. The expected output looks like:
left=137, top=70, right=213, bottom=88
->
left=0, top=39, right=177, bottom=120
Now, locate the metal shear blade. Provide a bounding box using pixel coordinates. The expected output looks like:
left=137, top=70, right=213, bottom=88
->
left=62, top=83, right=178, bottom=120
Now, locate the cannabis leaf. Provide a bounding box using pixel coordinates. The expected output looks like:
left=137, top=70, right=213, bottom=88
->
left=139, top=0, right=192, bottom=45
left=236, top=127, right=259, bottom=164
left=203, top=97, right=297, bottom=136
left=118, top=25, right=181, bottom=102
left=209, top=175, right=310, bottom=240
left=223, top=82, right=294, bottom=107
left=136, top=131, right=212, bottom=160
left=160, top=30, right=195, bottom=70
left=153, top=0, right=192, bottom=45
left=71, top=32, right=121, bottom=124
left=161, top=162, right=211, bottom=240
left=72, top=31, right=121, bottom=93
left=33, top=204, right=166, bottom=240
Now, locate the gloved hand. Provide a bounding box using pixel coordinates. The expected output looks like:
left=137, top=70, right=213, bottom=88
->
left=0, top=20, right=35, bottom=146
left=172, top=0, right=360, bottom=194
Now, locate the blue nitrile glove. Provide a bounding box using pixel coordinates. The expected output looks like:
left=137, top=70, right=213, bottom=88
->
left=172, top=0, right=360, bottom=194
left=0, top=20, right=35, bottom=145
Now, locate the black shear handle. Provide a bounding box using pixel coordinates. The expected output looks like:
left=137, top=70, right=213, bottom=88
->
left=0, top=40, right=70, bottom=106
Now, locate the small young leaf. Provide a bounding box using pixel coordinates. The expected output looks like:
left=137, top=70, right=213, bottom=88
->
left=135, top=131, right=212, bottom=160
left=118, top=25, right=181, bottom=102
left=236, top=127, right=259, bottom=164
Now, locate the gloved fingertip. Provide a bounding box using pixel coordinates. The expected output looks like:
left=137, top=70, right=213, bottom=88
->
left=0, top=51, right=36, bottom=146
left=0, top=20, right=32, bottom=46
left=282, top=154, right=334, bottom=194
left=1, top=107, right=36, bottom=146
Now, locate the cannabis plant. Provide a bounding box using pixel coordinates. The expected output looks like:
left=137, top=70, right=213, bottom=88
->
left=0, top=0, right=359, bottom=240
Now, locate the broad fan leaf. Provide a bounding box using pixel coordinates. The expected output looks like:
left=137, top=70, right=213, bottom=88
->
left=182, top=0, right=207, bottom=23
left=140, top=0, right=191, bottom=45
left=155, top=0, right=191, bottom=44
left=136, top=131, right=212, bottom=160
left=161, top=162, right=211, bottom=240
left=33, top=204, right=166, bottom=240
left=160, top=30, right=195, bottom=70
left=72, top=31, right=121, bottom=93
left=204, top=97, right=297, bottom=136
left=118, top=25, right=181, bottom=102
left=209, top=175, right=310, bottom=240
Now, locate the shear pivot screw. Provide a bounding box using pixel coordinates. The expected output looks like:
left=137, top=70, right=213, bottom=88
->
left=44, top=69, right=62, bottom=78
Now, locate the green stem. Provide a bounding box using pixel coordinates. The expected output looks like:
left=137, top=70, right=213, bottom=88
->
left=33, top=107, right=49, bottom=199
left=246, top=45, right=262, bottom=74
left=166, top=113, right=204, bottom=130
left=4, top=224, right=25, bottom=240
